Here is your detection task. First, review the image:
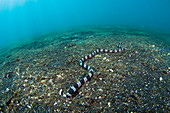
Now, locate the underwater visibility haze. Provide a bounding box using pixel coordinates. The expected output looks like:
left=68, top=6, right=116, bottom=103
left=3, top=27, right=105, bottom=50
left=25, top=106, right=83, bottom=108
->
left=0, top=0, right=170, bottom=112
left=0, top=0, right=170, bottom=48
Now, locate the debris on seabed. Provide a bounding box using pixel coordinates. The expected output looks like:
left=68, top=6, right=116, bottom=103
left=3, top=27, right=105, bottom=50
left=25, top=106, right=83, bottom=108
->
left=0, top=26, right=169, bottom=112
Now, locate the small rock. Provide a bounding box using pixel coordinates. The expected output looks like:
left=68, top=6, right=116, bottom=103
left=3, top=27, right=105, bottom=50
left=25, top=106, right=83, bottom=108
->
left=108, top=102, right=111, bottom=107
left=159, top=77, right=163, bottom=81
left=109, top=69, right=114, bottom=72
left=58, top=89, right=63, bottom=95
left=152, top=45, right=155, bottom=47
left=40, top=80, right=46, bottom=83
left=103, top=57, right=107, bottom=60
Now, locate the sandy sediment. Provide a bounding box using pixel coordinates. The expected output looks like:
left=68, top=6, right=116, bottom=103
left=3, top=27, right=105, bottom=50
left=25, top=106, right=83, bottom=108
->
left=0, top=26, right=169, bottom=112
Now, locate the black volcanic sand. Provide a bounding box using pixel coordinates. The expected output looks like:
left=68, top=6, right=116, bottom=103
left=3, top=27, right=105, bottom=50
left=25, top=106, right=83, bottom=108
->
left=0, top=26, right=169, bottom=112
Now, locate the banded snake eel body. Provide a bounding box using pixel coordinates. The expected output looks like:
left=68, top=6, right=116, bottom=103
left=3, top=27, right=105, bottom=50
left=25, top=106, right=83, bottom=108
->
left=65, top=43, right=125, bottom=98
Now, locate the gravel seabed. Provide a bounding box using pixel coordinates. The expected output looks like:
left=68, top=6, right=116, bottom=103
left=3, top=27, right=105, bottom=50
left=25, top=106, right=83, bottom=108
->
left=0, top=26, right=169, bottom=112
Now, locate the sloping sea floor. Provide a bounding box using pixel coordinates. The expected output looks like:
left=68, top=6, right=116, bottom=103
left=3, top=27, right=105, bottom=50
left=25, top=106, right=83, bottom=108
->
left=0, top=26, right=169, bottom=112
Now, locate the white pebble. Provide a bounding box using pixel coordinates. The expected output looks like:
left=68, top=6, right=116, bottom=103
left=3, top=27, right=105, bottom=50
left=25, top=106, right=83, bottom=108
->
left=106, top=59, right=110, bottom=62
left=99, top=78, right=102, bottom=81
left=6, top=88, right=9, bottom=92
left=98, top=88, right=103, bottom=92
left=159, top=77, right=163, bottom=81
left=54, top=102, right=57, bottom=106
left=16, top=72, right=19, bottom=76
left=49, top=79, right=53, bottom=83
left=56, top=75, right=62, bottom=78
left=58, top=89, right=63, bottom=95
left=109, top=69, right=114, bottom=72
left=27, top=105, right=32, bottom=109
left=95, top=55, right=101, bottom=58
left=24, top=79, right=28, bottom=83
left=108, top=102, right=111, bottom=107
left=103, top=57, right=107, bottom=60
left=63, top=94, right=66, bottom=97
left=99, top=96, right=102, bottom=99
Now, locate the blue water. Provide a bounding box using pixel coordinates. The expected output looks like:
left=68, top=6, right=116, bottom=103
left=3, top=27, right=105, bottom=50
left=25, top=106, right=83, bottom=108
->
left=0, top=0, right=170, bottom=48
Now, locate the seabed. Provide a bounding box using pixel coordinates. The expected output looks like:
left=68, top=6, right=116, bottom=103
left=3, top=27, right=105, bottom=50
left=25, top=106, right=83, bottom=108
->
left=0, top=26, right=169, bottom=112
